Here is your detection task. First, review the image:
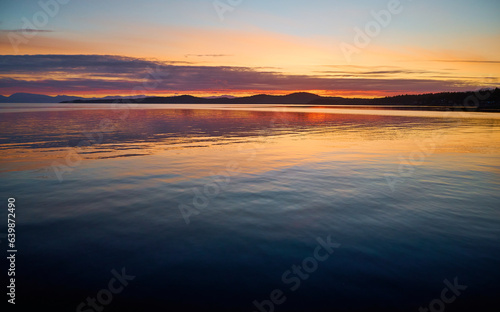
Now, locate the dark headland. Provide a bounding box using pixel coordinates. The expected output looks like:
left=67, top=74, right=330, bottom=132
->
left=60, top=88, right=500, bottom=111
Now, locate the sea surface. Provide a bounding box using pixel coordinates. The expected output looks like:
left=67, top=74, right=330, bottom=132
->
left=1, top=103, right=499, bottom=311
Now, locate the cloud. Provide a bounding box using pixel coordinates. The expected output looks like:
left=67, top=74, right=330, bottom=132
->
left=433, top=60, right=500, bottom=64
left=0, top=54, right=164, bottom=75
left=184, top=54, right=232, bottom=58
left=0, top=29, right=54, bottom=33
left=0, top=54, right=495, bottom=96
left=315, top=69, right=446, bottom=77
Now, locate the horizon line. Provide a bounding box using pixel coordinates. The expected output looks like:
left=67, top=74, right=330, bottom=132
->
left=2, top=88, right=499, bottom=100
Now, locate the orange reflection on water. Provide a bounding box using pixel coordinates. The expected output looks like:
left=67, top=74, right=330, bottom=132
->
left=1, top=106, right=499, bottom=183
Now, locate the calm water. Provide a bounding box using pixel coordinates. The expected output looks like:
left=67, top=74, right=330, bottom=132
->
left=1, top=104, right=500, bottom=311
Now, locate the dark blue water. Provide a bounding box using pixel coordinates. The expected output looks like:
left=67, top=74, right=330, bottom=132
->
left=1, top=105, right=499, bottom=311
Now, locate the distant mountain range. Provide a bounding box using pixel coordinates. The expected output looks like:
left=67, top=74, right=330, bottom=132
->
left=0, top=92, right=323, bottom=104
left=0, top=93, right=82, bottom=103
left=61, top=90, right=500, bottom=111
left=0, top=93, right=238, bottom=103
left=63, top=92, right=325, bottom=104
left=2, top=90, right=499, bottom=111
left=0, top=93, right=147, bottom=103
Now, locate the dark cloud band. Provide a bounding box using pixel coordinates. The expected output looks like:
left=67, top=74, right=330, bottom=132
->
left=0, top=54, right=492, bottom=95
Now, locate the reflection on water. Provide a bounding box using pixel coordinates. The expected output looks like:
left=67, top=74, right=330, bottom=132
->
left=0, top=104, right=499, bottom=311
left=1, top=105, right=499, bottom=174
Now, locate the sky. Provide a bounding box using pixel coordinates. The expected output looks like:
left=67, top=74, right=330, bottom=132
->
left=0, top=0, right=499, bottom=98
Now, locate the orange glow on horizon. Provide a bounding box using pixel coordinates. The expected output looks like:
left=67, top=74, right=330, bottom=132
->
left=0, top=88, right=414, bottom=99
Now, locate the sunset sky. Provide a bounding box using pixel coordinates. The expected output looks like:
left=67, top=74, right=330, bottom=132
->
left=1, top=0, right=499, bottom=98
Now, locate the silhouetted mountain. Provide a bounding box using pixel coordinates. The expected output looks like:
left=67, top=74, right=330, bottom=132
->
left=240, top=92, right=322, bottom=104
left=0, top=93, right=147, bottom=103
left=203, top=95, right=237, bottom=99
left=64, top=92, right=323, bottom=104
left=0, top=93, right=83, bottom=103
left=61, top=89, right=500, bottom=111
left=5, top=89, right=498, bottom=111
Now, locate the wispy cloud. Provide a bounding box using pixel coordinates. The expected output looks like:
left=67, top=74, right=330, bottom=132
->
left=315, top=69, right=446, bottom=77
left=184, top=54, right=232, bottom=58
left=433, top=60, right=500, bottom=64
left=0, top=29, right=54, bottom=33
